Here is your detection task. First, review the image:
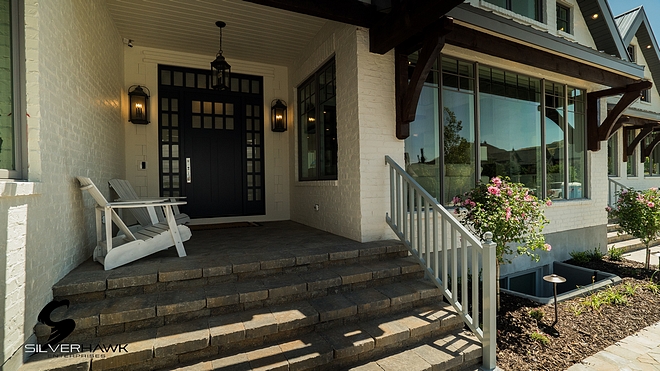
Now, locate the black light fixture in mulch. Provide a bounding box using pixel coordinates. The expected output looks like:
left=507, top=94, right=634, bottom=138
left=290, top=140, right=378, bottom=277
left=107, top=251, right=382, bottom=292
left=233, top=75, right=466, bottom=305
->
left=271, top=99, right=287, bottom=132
left=128, top=85, right=150, bottom=124
left=211, top=21, right=231, bottom=91
left=543, top=273, right=566, bottom=329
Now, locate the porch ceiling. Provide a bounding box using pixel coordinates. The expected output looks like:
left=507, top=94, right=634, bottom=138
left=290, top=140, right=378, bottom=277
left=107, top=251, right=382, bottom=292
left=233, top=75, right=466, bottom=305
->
left=105, top=0, right=329, bottom=67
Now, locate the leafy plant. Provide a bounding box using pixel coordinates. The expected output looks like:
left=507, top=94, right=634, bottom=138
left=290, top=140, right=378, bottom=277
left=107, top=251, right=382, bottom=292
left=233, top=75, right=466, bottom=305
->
left=530, top=331, right=550, bottom=346
left=570, top=247, right=604, bottom=264
left=569, top=251, right=590, bottom=264
left=529, top=309, right=544, bottom=321
left=646, top=271, right=660, bottom=295
left=607, top=187, right=660, bottom=269
left=608, top=246, right=624, bottom=261
left=580, top=286, right=628, bottom=311
left=453, top=177, right=551, bottom=310
left=569, top=302, right=583, bottom=316
left=622, top=282, right=639, bottom=297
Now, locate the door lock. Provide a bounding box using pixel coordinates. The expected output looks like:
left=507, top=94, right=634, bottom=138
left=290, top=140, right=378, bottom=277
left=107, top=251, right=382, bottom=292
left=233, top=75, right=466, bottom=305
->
left=186, top=158, right=192, bottom=183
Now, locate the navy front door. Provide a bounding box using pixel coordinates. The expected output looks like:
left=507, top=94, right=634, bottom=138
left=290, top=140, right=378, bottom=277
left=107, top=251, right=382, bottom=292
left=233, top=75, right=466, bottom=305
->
left=158, top=65, right=265, bottom=218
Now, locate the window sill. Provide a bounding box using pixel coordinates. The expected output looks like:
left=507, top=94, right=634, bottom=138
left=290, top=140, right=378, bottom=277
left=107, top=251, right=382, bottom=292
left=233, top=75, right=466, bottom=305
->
left=478, top=0, right=547, bottom=31
left=295, top=180, right=338, bottom=187
left=557, top=29, right=575, bottom=42
left=546, top=198, right=593, bottom=207
left=0, top=181, right=41, bottom=197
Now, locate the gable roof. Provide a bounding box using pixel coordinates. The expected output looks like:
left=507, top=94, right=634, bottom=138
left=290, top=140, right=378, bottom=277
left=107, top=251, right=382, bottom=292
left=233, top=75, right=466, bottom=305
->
left=575, top=0, right=630, bottom=60
left=614, top=6, right=660, bottom=97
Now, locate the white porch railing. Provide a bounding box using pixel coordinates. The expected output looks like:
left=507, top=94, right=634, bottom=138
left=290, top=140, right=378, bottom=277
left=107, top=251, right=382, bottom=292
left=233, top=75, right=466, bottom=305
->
left=608, top=178, right=628, bottom=208
left=385, top=156, right=497, bottom=370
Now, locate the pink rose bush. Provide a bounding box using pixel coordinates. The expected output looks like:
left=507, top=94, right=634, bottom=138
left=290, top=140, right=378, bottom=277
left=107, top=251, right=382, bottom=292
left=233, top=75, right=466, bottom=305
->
left=607, top=187, right=660, bottom=269
left=454, top=177, right=551, bottom=264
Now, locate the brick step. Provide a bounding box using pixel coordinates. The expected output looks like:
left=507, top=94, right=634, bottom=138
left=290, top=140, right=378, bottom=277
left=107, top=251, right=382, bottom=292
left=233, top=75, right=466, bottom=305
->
left=37, top=258, right=428, bottom=341
left=22, top=298, right=463, bottom=371
left=607, top=223, right=619, bottom=233
left=607, top=230, right=636, bottom=244
left=607, top=236, right=660, bottom=253
left=348, top=328, right=482, bottom=371
left=165, top=302, right=465, bottom=371
left=52, top=242, right=408, bottom=304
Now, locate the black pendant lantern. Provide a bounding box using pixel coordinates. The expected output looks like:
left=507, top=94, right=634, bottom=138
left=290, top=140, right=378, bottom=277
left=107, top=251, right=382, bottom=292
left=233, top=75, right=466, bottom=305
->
left=128, top=85, right=150, bottom=124
left=271, top=99, right=287, bottom=132
left=211, top=21, right=231, bottom=90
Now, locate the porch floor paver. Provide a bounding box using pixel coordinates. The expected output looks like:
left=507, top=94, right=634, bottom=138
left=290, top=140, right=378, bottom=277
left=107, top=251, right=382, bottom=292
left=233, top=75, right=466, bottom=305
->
left=53, top=221, right=404, bottom=299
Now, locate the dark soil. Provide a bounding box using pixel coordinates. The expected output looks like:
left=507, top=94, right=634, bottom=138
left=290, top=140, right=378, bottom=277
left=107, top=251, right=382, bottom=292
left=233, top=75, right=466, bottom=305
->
left=496, top=257, right=660, bottom=371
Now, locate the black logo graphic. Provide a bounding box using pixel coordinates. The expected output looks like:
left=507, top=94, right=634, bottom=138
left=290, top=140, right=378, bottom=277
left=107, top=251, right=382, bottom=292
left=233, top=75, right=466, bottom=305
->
left=37, top=300, right=76, bottom=346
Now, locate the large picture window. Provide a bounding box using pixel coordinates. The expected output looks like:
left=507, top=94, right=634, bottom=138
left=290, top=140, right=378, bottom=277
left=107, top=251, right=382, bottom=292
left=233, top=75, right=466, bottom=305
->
left=405, top=56, right=587, bottom=205
left=0, top=0, right=22, bottom=178
left=298, top=59, right=337, bottom=181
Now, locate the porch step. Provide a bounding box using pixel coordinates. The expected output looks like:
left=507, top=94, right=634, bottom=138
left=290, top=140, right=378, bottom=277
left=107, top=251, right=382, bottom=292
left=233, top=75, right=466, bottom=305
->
left=22, top=300, right=464, bottom=371
left=38, top=258, right=428, bottom=339
left=608, top=235, right=660, bottom=253
left=52, top=241, right=408, bottom=304
left=347, top=328, right=481, bottom=371
left=607, top=223, right=619, bottom=233
left=606, top=230, right=635, bottom=244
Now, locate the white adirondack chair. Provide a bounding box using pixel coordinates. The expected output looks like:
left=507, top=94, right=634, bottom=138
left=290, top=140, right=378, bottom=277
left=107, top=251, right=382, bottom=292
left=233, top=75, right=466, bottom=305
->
left=108, top=178, right=190, bottom=227
left=77, top=176, right=192, bottom=270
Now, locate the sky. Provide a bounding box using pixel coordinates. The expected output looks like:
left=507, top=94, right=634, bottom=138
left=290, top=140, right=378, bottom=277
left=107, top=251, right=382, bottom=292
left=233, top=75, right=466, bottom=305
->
left=607, top=0, right=660, bottom=38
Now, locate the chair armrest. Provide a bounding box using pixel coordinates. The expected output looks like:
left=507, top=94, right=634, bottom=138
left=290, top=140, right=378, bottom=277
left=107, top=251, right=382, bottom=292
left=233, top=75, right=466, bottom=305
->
left=106, top=200, right=187, bottom=209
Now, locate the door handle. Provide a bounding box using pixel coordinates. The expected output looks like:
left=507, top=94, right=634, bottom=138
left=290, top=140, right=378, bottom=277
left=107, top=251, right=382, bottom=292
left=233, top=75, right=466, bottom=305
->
left=186, top=158, right=192, bottom=183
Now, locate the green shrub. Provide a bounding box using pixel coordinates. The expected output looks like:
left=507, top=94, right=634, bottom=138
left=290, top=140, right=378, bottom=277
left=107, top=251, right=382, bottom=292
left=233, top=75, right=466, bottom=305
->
left=570, top=247, right=604, bottom=264
left=569, top=251, right=591, bottom=264
left=608, top=246, right=624, bottom=261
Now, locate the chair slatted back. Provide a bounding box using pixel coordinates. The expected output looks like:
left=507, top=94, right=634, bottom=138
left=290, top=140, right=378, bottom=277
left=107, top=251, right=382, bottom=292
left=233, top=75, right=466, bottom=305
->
left=77, top=176, right=136, bottom=241
left=109, top=179, right=157, bottom=226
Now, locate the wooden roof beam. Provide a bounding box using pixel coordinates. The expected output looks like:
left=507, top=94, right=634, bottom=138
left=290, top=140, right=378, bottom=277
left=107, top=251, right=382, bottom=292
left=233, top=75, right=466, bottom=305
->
left=624, top=125, right=655, bottom=162
left=395, top=18, right=452, bottom=139
left=587, top=80, right=653, bottom=151
left=369, top=0, right=464, bottom=54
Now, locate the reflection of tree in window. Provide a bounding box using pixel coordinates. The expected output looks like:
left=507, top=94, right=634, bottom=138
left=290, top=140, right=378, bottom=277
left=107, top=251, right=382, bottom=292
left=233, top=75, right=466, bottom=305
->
left=443, top=107, right=471, bottom=165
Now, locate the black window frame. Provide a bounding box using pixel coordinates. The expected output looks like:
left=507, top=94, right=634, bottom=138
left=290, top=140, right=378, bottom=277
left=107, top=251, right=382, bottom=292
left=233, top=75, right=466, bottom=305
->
left=484, top=0, right=543, bottom=22
left=297, top=58, right=337, bottom=181
left=556, top=3, right=571, bottom=34
left=627, top=45, right=636, bottom=62
left=0, top=0, right=26, bottom=179
left=641, top=88, right=651, bottom=103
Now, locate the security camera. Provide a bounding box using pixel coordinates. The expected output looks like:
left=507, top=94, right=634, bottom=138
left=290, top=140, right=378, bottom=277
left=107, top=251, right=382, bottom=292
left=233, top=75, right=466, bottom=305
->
left=127, top=39, right=134, bottom=48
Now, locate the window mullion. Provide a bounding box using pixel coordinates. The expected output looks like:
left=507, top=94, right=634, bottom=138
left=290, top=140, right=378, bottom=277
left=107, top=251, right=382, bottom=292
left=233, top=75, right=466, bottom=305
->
left=540, top=79, right=546, bottom=199
left=474, top=62, right=480, bottom=187
left=563, top=84, right=569, bottom=200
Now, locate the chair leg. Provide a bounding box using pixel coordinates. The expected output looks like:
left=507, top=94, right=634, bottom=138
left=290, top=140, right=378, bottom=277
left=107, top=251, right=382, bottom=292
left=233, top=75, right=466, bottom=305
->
left=164, top=205, right=187, bottom=257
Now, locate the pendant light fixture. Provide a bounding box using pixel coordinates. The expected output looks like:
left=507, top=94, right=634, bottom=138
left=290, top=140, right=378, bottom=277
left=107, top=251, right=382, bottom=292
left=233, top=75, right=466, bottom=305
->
left=211, top=21, right=231, bottom=90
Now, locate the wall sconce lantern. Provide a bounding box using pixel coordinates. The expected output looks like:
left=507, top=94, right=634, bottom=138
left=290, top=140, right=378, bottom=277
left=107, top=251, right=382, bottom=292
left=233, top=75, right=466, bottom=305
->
left=271, top=99, right=287, bottom=132
left=211, top=21, right=231, bottom=90
left=128, top=85, right=150, bottom=124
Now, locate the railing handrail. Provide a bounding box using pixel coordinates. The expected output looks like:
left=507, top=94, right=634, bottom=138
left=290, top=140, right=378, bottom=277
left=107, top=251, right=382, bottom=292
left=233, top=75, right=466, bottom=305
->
left=608, top=177, right=628, bottom=191
left=385, top=155, right=482, bottom=248
left=385, top=155, right=497, bottom=370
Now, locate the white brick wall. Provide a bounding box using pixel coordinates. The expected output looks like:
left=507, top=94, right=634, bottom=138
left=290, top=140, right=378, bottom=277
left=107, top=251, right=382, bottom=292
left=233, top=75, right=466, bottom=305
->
left=1, top=1, right=123, bottom=367
left=290, top=23, right=364, bottom=241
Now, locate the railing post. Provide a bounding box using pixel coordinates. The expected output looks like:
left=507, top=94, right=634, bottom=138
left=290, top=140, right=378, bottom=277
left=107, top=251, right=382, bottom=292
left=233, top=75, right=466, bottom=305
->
left=481, top=231, right=497, bottom=370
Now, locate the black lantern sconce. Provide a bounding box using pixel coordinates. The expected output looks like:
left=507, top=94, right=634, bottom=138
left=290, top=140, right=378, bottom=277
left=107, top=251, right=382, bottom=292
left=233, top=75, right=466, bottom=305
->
left=271, top=99, right=287, bottom=132
left=128, top=85, right=150, bottom=124
left=211, top=21, right=231, bottom=90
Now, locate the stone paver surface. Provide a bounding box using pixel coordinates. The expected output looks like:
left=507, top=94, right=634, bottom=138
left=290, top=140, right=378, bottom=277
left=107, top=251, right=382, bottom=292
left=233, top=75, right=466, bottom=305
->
left=567, top=321, right=660, bottom=371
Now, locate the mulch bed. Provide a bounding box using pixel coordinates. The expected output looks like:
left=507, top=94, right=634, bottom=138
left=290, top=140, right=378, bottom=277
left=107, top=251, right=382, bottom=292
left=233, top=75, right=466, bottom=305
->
left=497, top=257, right=660, bottom=371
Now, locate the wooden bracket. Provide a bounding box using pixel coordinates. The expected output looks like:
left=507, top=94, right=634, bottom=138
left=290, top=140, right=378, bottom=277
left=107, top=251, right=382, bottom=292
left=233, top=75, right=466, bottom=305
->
left=587, top=80, right=653, bottom=151
left=627, top=126, right=653, bottom=157
left=643, top=132, right=660, bottom=159
left=395, top=17, right=452, bottom=139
